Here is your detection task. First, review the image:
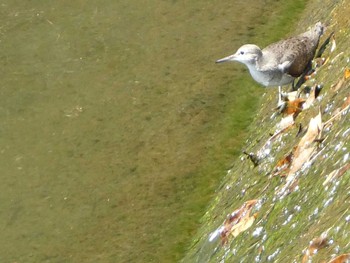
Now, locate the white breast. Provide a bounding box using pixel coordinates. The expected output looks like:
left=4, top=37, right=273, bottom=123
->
left=247, top=65, right=294, bottom=87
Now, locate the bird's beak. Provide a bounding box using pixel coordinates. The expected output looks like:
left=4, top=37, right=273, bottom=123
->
left=216, top=54, right=236, bottom=63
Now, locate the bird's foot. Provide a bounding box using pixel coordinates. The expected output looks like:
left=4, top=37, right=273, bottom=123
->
left=276, top=91, right=288, bottom=111
left=280, top=91, right=289, bottom=99
left=276, top=100, right=287, bottom=112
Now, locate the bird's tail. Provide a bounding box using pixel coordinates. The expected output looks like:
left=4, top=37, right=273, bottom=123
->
left=313, top=22, right=325, bottom=37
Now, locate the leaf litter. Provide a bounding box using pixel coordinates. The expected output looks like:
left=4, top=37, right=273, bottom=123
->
left=208, top=199, right=258, bottom=245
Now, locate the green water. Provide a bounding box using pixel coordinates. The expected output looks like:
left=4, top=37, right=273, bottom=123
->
left=0, top=1, right=306, bottom=262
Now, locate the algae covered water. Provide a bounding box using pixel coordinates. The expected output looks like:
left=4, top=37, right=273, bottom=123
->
left=0, top=1, right=306, bottom=262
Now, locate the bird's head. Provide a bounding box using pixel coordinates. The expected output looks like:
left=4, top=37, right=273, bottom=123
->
left=216, top=44, right=262, bottom=66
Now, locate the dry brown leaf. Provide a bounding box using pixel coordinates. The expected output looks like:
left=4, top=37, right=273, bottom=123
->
left=224, top=200, right=257, bottom=225
left=273, top=152, right=293, bottom=177
left=303, top=85, right=322, bottom=110
left=286, top=111, right=322, bottom=180
left=277, top=115, right=295, bottom=130
left=323, top=169, right=340, bottom=185
left=288, top=147, right=315, bottom=177
left=331, top=77, right=346, bottom=92
left=294, top=111, right=322, bottom=154
left=283, top=98, right=305, bottom=116
left=342, top=95, right=350, bottom=110
left=302, top=236, right=329, bottom=263
left=323, top=163, right=350, bottom=185
left=328, top=253, right=350, bottom=263
left=220, top=200, right=257, bottom=244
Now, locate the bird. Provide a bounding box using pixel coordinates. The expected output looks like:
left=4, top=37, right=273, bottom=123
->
left=216, top=22, right=325, bottom=107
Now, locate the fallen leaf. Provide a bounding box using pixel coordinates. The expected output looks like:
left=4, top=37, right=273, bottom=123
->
left=230, top=213, right=257, bottom=238
left=331, top=77, right=346, bottom=92
left=288, top=148, right=315, bottom=177
left=220, top=200, right=258, bottom=244
left=342, top=95, right=350, bottom=110
left=303, top=85, right=323, bottom=110
left=328, top=253, right=350, bottom=263
left=273, top=152, right=293, bottom=177
left=277, top=114, right=295, bottom=130
left=323, top=169, right=339, bottom=186
left=345, top=68, right=350, bottom=79
left=286, top=111, right=323, bottom=180
left=283, top=98, right=305, bottom=116
left=295, top=111, right=323, bottom=152
left=302, top=236, right=329, bottom=263
left=323, top=163, right=350, bottom=185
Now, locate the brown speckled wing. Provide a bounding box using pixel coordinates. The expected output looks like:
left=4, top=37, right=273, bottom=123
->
left=264, top=36, right=318, bottom=77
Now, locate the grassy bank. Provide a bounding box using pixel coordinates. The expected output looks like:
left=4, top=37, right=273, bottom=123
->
left=183, top=0, right=350, bottom=262
left=177, top=0, right=308, bottom=261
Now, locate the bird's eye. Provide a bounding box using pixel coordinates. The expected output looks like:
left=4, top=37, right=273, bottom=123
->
left=240, top=51, right=244, bottom=55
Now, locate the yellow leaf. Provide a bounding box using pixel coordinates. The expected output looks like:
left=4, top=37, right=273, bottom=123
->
left=220, top=200, right=257, bottom=244
left=230, top=213, right=256, bottom=238
left=345, top=68, right=350, bottom=79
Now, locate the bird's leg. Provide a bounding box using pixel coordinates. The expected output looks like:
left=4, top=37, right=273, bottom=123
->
left=278, top=86, right=283, bottom=107
left=277, top=86, right=289, bottom=107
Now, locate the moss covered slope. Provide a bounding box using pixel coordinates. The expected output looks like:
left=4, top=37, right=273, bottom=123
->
left=184, top=0, right=350, bottom=262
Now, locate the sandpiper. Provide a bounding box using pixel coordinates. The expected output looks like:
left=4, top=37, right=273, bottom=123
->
left=216, top=22, right=324, bottom=106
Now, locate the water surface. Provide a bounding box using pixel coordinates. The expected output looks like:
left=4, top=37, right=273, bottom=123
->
left=0, top=1, right=305, bottom=262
